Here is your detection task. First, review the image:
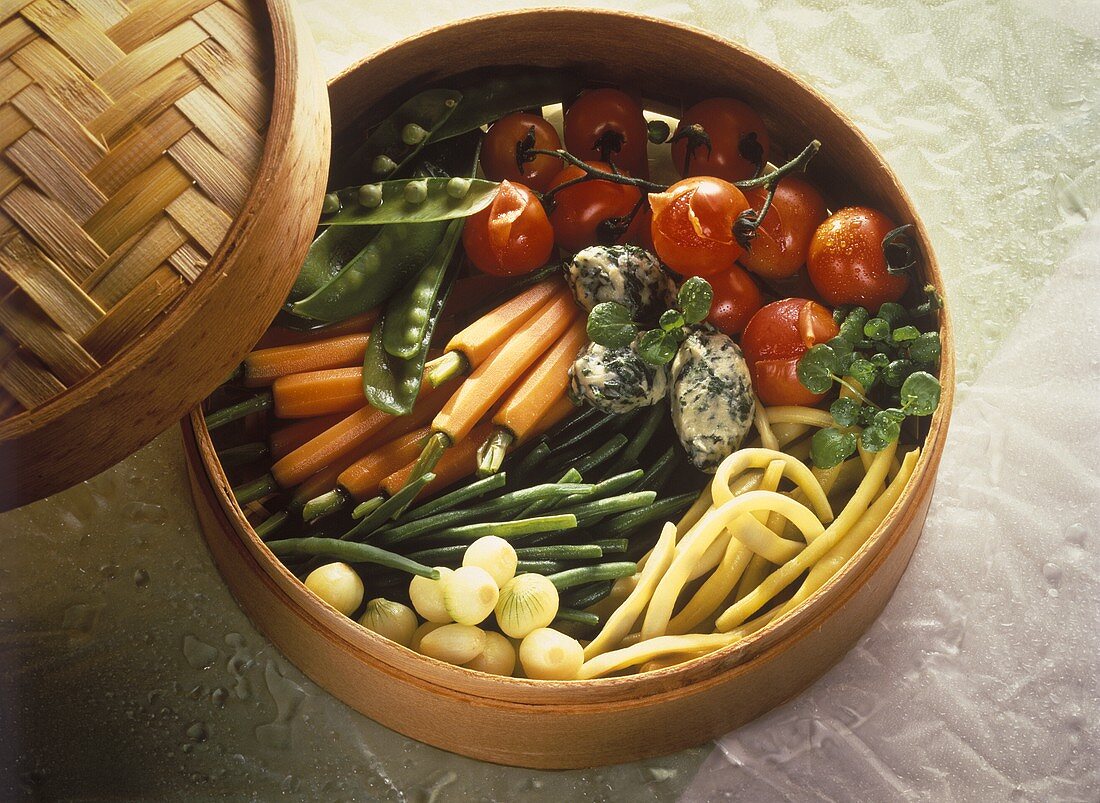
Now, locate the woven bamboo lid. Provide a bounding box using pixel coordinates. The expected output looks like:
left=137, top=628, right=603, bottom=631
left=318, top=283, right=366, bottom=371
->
left=0, top=0, right=330, bottom=509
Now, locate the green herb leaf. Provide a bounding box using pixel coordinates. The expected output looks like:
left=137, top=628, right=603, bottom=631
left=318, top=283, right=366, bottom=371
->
left=900, top=371, right=941, bottom=416
left=858, top=403, right=877, bottom=427
left=796, top=344, right=839, bottom=394
left=838, top=307, right=870, bottom=343
left=811, top=428, right=858, bottom=469
left=870, top=352, right=891, bottom=369
left=862, top=409, right=904, bottom=452
left=827, top=336, right=855, bottom=374
left=848, top=357, right=878, bottom=391
left=830, top=397, right=861, bottom=428
left=864, top=317, right=891, bottom=341
left=892, top=325, right=920, bottom=343
left=659, top=309, right=685, bottom=332
left=587, top=302, right=638, bottom=349
left=876, top=302, right=908, bottom=327
left=883, top=359, right=915, bottom=387
left=908, top=331, right=942, bottom=365
left=636, top=329, right=679, bottom=366
left=677, top=277, right=714, bottom=324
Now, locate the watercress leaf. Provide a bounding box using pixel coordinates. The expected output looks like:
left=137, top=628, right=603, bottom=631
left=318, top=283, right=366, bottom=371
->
left=849, top=357, right=878, bottom=391
left=659, top=309, right=685, bottom=332
left=796, top=344, right=839, bottom=394
left=839, top=307, right=870, bottom=343
left=858, top=403, right=877, bottom=427
left=892, top=325, right=920, bottom=343
left=876, top=302, right=908, bottom=327
left=636, top=328, right=679, bottom=365
left=827, top=336, right=855, bottom=374
left=870, top=352, right=891, bottom=369
left=908, top=331, right=942, bottom=365
left=811, top=428, right=858, bottom=469
left=587, top=302, right=637, bottom=349
left=860, top=422, right=892, bottom=452
left=864, top=317, right=891, bottom=341
left=830, top=397, right=861, bottom=428
left=900, top=371, right=941, bottom=416
left=678, top=277, right=713, bottom=324
left=883, top=359, right=915, bottom=387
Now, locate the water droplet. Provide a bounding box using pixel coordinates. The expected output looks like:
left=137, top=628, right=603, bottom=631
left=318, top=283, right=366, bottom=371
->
left=185, top=722, right=208, bottom=742
left=647, top=767, right=676, bottom=782
left=1042, top=562, right=1062, bottom=586
left=182, top=636, right=218, bottom=670
left=210, top=688, right=228, bottom=709
left=181, top=743, right=194, bottom=754
left=133, top=569, right=149, bottom=587
left=1065, top=522, right=1088, bottom=546
left=254, top=662, right=305, bottom=750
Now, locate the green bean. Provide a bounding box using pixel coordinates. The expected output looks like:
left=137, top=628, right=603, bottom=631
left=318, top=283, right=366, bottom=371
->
left=432, top=69, right=580, bottom=142
left=375, top=482, right=592, bottom=546
left=558, top=581, right=614, bottom=610
left=555, top=491, right=656, bottom=528
left=602, top=491, right=699, bottom=538
left=254, top=511, right=288, bottom=541
left=398, top=472, right=507, bottom=523
left=324, top=178, right=498, bottom=226
left=511, top=441, right=551, bottom=484
left=563, top=470, right=643, bottom=505
left=218, top=442, right=268, bottom=467
left=633, top=446, right=679, bottom=493
left=540, top=404, right=604, bottom=444
left=553, top=608, right=601, bottom=627
left=516, top=468, right=583, bottom=518
left=546, top=410, right=619, bottom=453
left=404, top=544, right=466, bottom=566
left=572, top=434, right=629, bottom=478
left=233, top=474, right=276, bottom=505
left=588, top=538, right=629, bottom=555
left=516, top=560, right=566, bottom=574
left=548, top=562, right=637, bottom=591
left=417, top=513, right=577, bottom=544
left=302, top=488, right=348, bottom=522
left=514, top=544, right=603, bottom=561
left=291, top=226, right=379, bottom=302
left=205, top=393, right=272, bottom=431
left=266, top=537, right=438, bottom=579
left=607, top=401, right=666, bottom=474
left=382, top=217, right=464, bottom=359
left=344, top=473, right=435, bottom=541
left=351, top=495, right=386, bottom=520
left=349, top=88, right=462, bottom=179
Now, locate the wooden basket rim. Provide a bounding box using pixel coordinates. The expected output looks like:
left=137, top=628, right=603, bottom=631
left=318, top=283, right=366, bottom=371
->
left=189, top=7, right=955, bottom=705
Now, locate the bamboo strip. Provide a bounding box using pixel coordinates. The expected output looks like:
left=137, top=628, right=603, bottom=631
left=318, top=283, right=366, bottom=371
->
left=0, top=290, right=98, bottom=382
left=0, top=235, right=102, bottom=336
left=0, top=184, right=107, bottom=280
left=86, top=106, right=192, bottom=194
left=0, top=61, right=32, bottom=102
left=167, top=242, right=206, bottom=281
left=193, top=2, right=262, bottom=68
left=165, top=185, right=232, bottom=254
left=88, top=58, right=202, bottom=143
left=0, top=346, right=65, bottom=406
left=182, top=39, right=267, bottom=130
left=106, top=0, right=216, bottom=52
left=84, top=157, right=191, bottom=252
left=81, top=265, right=184, bottom=359
left=21, top=0, right=124, bottom=77
left=5, top=128, right=107, bottom=221
left=175, top=83, right=262, bottom=168
left=65, top=0, right=128, bottom=28
left=10, top=83, right=106, bottom=170
left=0, top=16, right=34, bottom=61
left=10, top=38, right=111, bottom=122
left=88, top=216, right=186, bottom=306
left=96, top=19, right=206, bottom=99
left=167, top=129, right=248, bottom=213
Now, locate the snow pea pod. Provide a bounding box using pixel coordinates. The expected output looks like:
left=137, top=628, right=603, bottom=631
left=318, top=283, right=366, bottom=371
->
left=433, top=69, right=581, bottom=142
left=323, top=178, right=498, bottom=226
left=290, top=225, right=379, bottom=303
left=350, top=88, right=462, bottom=180
left=288, top=219, right=450, bottom=323
left=383, top=217, right=465, bottom=359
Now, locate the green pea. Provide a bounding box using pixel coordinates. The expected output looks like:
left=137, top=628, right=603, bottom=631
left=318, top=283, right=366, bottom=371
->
left=446, top=177, right=471, bottom=199
left=321, top=193, right=341, bottom=215
left=401, top=123, right=429, bottom=146
left=372, top=154, right=398, bottom=176
left=403, top=180, right=428, bottom=204
left=358, top=183, right=383, bottom=208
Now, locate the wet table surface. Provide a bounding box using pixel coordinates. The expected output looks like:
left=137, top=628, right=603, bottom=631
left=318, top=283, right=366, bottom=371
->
left=2, top=0, right=1098, bottom=799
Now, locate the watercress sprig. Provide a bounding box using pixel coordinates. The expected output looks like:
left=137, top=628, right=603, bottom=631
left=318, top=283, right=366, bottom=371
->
left=799, top=299, right=942, bottom=469
left=586, top=277, right=713, bottom=366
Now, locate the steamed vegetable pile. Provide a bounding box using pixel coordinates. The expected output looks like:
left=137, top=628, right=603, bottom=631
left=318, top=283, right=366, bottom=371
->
left=205, top=68, right=943, bottom=680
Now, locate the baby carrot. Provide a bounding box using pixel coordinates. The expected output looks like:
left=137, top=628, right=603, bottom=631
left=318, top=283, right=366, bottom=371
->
left=269, top=414, right=344, bottom=460
left=339, top=427, right=432, bottom=501
left=242, top=334, right=370, bottom=387
left=254, top=310, right=379, bottom=349
left=272, top=367, right=364, bottom=418
left=425, top=279, right=564, bottom=387
left=381, top=422, right=495, bottom=498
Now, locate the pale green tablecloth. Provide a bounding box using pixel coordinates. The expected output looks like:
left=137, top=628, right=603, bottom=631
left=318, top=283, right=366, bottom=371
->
left=2, top=1, right=1097, bottom=799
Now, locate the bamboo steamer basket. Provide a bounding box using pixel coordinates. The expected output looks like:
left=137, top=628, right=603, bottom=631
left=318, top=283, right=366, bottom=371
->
left=0, top=0, right=329, bottom=510
left=184, top=9, right=955, bottom=769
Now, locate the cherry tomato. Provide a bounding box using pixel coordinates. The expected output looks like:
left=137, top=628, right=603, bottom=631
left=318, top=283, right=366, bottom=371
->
left=740, top=298, right=839, bottom=405
left=671, top=98, right=770, bottom=183
left=739, top=176, right=827, bottom=279
left=705, top=264, right=763, bottom=336
left=648, top=176, right=751, bottom=277
left=807, top=207, right=910, bottom=309
left=546, top=162, right=643, bottom=253
left=564, top=88, right=649, bottom=178
left=481, top=112, right=563, bottom=193
left=462, top=180, right=554, bottom=276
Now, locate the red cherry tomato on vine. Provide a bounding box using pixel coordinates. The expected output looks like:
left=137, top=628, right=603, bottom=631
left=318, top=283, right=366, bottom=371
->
left=462, top=180, right=554, bottom=276
left=648, top=176, right=751, bottom=277
left=807, top=207, right=910, bottom=309
left=740, top=297, right=839, bottom=406
left=564, top=88, right=649, bottom=178
left=546, top=162, right=643, bottom=253
left=671, top=97, right=770, bottom=183
left=739, top=176, right=828, bottom=279
left=481, top=112, right=563, bottom=193
left=705, top=264, right=763, bottom=336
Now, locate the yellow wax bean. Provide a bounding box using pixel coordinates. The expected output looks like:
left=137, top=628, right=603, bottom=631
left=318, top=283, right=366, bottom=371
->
left=577, top=633, right=740, bottom=679
left=667, top=526, right=753, bottom=635
left=764, top=406, right=835, bottom=429
left=715, top=442, right=897, bottom=631
left=584, top=524, right=677, bottom=660
left=712, top=448, right=833, bottom=523
left=642, top=491, right=825, bottom=640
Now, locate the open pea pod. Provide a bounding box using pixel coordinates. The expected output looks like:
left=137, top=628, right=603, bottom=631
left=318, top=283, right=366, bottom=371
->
left=290, top=225, right=380, bottom=302
left=364, top=227, right=461, bottom=415
left=350, top=88, right=462, bottom=180
left=323, top=178, right=498, bottom=226
left=432, top=69, right=582, bottom=142
left=287, top=219, right=450, bottom=323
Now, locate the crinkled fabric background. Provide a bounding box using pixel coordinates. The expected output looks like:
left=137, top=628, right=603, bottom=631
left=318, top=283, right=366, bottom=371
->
left=1, top=1, right=1097, bottom=800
